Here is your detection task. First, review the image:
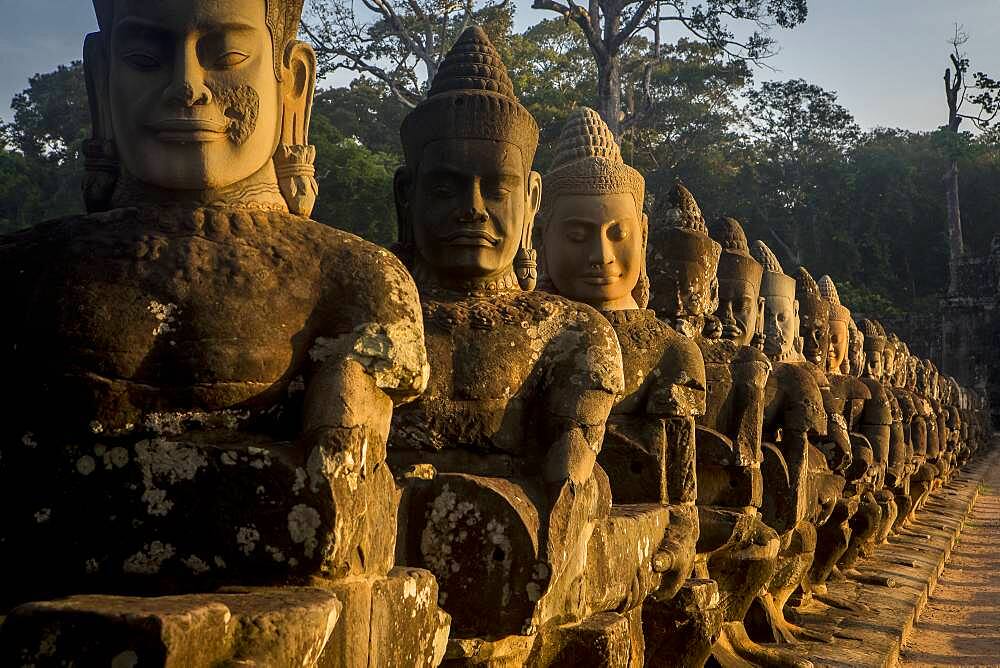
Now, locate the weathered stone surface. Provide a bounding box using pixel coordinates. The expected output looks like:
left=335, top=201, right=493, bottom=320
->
left=0, top=587, right=341, bottom=667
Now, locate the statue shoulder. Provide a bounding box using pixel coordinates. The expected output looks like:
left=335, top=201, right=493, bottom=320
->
left=829, top=374, right=871, bottom=401
left=646, top=323, right=707, bottom=418
left=538, top=294, right=624, bottom=397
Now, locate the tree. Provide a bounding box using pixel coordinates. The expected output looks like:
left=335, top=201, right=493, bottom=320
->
left=529, top=0, right=807, bottom=135
left=302, top=0, right=513, bottom=108
left=940, top=26, right=1000, bottom=294
left=742, top=79, right=859, bottom=265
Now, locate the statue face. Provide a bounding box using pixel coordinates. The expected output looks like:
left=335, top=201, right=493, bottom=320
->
left=827, top=319, right=849, bottom=373
left=864, top=348, right=883, bottom=380
left=883, top=346, right=897, bottom=379
left=761, top=293, right=798, bottom=360
left=798, top=300, right=830, bottom=367
left=107, top=0, right=283, bottom=190
left=716, top=278, right=759, bottom=347
left=544, top=193, right=643, bottom=310
left=407, top=138, right=537, bottom=280
left=653, top=259, right=718, bottom=320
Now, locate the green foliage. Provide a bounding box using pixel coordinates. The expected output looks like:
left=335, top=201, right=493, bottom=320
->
left=309, top=112, right=399, bottom=246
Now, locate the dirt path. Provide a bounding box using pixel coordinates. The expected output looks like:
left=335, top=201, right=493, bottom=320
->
left=899, top=452, right=1000, bottom=668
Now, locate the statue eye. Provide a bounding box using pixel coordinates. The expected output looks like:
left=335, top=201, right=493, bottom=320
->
left=485, top=188, right=510, bottom=201
left=215, top=51, right=250, bottom=68
left=123, top=52, right=161, bottom=70
left=607, top=224, right=629, bottom=242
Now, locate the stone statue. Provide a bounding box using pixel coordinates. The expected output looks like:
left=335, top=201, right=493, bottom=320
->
left=0, top=1, right=449, bottom=665
left=712, top=218, right=766, bottom=349
left=817, top=277, right=880, bottom=576
left=649, top=187, right=808, bottom=668
left=744, top=241, right=832, bottom=649
left=538, top=107, right=718, bottom=666
left=388, top=32, right=645, bottom=665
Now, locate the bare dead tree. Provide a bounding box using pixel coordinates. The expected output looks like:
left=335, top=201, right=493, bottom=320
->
left=942, top=25, right=1000, bottom=294
left=530, top=0, right=807, bottom=136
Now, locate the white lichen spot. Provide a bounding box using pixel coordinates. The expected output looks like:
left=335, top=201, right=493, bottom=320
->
left=288, top=505, right=321, bottom=557
left=76, top=455, right=97, bottom=476
left=214, top=555, right=227, bottom=569
left=293, top=467, right=307, bottom=494
left=221, top=451, right=239, bottom=466
left=236, top=526, right=260, bottom=555
left=526, top=582, right=542, bottom=602
left=265, top=545, right=286, bottom=563
left=403, top=577, right=418, bottom=599
left=103, top=446, right=130, bottom=470
left=308, top=337, right=339, bottom=363
left=90, top=421, right=104, bottom=434
left=34, top=508, right=51, bottom=523
left=148, top=301, right=179, bottom=336
left=123, top=541, right=176, bottom=574
left=288, top=557, right=298, bottom=567
left=85, top=558, right=100, bottom=574
left=141, top=489, right=174, bottom=517
left=22, top=432, right=37, bottom=448
left=182, top=555, right=210, bottom=574
left=111, top=650, right=140, bottom=668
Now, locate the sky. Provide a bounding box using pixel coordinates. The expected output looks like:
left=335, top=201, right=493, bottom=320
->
left=2, top=0, right=1000, bottom=132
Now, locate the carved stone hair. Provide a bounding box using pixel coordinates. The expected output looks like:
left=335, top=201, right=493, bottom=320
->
left=753, top=240, right=796, bottom=300
left=818, top=275, right=850, bottom=323
left=711, top=217, right=763, bottom=293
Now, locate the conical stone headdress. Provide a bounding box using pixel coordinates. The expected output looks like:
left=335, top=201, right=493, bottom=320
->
left=400, top=26, right=538, bottom=174
left=93, top=0, right=305, bottom=81
left=541, top=107, right=648, bottom=306
left=818, top=275, right=851, bottom=323
left=860, top=319, right=886, bottom=353
left=794, top=267, right=826, bottom=314
left=541, top=107, right=645, bottom=220
left=752, top=240, right=796, bottom=300
left=711, top=218, right=762, bottom=292
left=646, top=183, right=722, bottom=318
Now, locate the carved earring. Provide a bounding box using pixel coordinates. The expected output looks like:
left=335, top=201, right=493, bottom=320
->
left=515, top=247, right=538, bottom=291
left=274, top=144, right=318, bottom=217
left=82, top=139, right=119, bottom=214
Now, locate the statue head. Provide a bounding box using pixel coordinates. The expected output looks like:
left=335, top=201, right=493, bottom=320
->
left=394, top=27, right=541, bottom=292
left=86, top=0, right=318, bottom=215
left=647, top=184, right=721, bottom=336
left=752, top=240, right=799, bottom=362
left=709, top=218, right=763, bottom=347
left=883, top=333, right=899, bottom=380
left=860, top=319, right=885, bottom=380
left=924, top=360, right=939, bottom=399
left=906, top=353, right=919, bottom=391
left=847, top=318, right=865, bottom=377
left=539, top=108, right=646, bottom=310
left=794, top=267, right=830, bottom=368
left=894, top=341, right=910, bottom=388
left=818, top=275, right=851, bottom=374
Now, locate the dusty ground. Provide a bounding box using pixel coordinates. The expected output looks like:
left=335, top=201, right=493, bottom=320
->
left=900, top=454, right=1000, bottom=668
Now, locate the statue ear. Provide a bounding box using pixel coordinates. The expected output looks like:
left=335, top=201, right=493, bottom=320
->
left=515, top=171, right=542, bottom=291
left=83, top=32, right=119, bottom=213
left=391, top=166, right=415, bottom=268
left=707, top=276, right=719, bottom=314
left=274, top=41, right=318, bottom=217
left=632, top=213, right=650, bottom=308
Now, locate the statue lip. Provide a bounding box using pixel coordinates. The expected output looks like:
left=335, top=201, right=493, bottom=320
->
left=147, top=118, right=228, bottom=142
left=442, top=230, right=499, bottom=246
left=579, top=272, right=621, bottom=285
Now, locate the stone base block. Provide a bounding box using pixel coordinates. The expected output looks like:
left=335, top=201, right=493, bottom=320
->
left=643, top=578, right=722, bottom=667
left=0, top=587, right=341, bottom=667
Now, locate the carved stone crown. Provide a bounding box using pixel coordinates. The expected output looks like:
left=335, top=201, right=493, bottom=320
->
left=648, top=183, right=720, bottom=262
left=711, top=217, right=762, bottom=290
left=400, top=26, right=538, bottom=174
left=541, top=107, right=645, bottom=219
left=818, top=275, right=850, bottom=323
left=794, top=266, right=824, bottom=308
left=861, top=318, right=886, bottom=352
left=752, top=240, right=795, bottom=299
left=93, top=0, right=305, bottom=81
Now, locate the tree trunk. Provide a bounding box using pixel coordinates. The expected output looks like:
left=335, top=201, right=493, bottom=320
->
left=597, top=55, right=622, bottom=137
left=945, top=160, right=964, bottom=296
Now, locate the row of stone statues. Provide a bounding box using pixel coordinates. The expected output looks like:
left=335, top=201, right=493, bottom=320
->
left=0, top=4, right=991, bottom=667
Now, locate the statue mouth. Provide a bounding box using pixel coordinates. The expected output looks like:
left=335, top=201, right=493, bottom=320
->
left=147, top=118, right=228, bottom=143
left=580, top=273, right=621, bottom=285
left=443, top=230, right=499, bottom=247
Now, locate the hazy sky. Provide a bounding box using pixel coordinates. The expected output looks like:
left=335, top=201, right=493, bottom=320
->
left=2, top=0, right=999, bottom=131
